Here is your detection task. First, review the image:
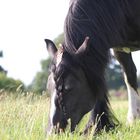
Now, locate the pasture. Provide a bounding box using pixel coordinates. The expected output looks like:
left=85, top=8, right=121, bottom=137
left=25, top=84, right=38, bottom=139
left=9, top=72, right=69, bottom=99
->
left=0, top=91, right=140, bottom=140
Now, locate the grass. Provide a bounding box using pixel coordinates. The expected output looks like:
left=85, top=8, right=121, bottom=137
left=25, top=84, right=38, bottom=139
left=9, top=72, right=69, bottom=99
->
left=0, top=92, right=140, bottom=140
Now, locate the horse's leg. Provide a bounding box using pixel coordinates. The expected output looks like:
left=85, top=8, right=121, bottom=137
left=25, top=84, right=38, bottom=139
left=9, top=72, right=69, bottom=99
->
left=83, top=96, right=118, bottom=134
left=114, top=50, right=140, bottom=123
left=82, top=109, right=94, bottom=134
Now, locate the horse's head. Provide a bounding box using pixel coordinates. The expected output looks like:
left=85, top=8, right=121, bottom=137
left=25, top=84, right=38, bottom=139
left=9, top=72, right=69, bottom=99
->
left=45, top=37, right=95, bottom=134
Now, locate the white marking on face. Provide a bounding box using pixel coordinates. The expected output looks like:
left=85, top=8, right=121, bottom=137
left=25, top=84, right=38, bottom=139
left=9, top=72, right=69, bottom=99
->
left=47, top=72, right=57, bottom=134
left=47, top=73, right=55, bottom=94
left=56, top=48, right=63, bottom=67
left=49, top=89, right=57, bottom=133
left=124, top=73, right=140, bottom=123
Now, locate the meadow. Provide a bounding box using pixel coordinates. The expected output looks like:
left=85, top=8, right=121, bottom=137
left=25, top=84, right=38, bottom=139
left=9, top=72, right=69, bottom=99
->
left=0, top=91, right=140, bottom=140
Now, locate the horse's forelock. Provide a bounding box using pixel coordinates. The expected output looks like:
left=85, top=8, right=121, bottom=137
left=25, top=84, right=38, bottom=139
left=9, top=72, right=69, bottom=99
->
left=56, top=49, right=63, bottom=67
left=54, top=51, right=80, bottom=87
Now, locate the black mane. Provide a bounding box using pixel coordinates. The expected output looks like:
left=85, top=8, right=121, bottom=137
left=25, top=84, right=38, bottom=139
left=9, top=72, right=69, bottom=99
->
left=63, top=0, right=134, bottom=97
left=54, top=51, right=79, bottom=90
left=63, top=0, right=132, bottom=127
left=64, top=0, right=133, bottom=53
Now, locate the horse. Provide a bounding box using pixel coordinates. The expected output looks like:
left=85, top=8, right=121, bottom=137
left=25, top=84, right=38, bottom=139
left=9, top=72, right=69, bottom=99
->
left=45, top=0, right=140, bottom=135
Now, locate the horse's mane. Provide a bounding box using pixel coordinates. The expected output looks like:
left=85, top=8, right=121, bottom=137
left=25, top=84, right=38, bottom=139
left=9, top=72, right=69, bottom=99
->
left=64, top=0, right=133, bottom=53
left=62, top=0, right=132, bottom=126
left=63, top=0, right=133, bottom=97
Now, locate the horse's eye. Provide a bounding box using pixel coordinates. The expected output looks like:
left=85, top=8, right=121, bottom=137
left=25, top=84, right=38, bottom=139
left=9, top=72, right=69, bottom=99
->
left=63, top=85, right=72, bottom=93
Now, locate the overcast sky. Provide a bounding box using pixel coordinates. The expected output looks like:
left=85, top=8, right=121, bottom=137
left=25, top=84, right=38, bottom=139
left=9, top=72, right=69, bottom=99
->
left=0, top=0, right=69, bottom=85
left=0, top=0, right=140, bottom=85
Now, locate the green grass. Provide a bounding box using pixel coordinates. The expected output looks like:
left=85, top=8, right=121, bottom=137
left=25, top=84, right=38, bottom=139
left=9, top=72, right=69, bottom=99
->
left=0, top=92, right=140, bottom=140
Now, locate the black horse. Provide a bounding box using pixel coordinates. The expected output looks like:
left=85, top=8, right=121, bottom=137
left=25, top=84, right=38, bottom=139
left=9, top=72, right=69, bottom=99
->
left=45, top=0, right=140, bottom=135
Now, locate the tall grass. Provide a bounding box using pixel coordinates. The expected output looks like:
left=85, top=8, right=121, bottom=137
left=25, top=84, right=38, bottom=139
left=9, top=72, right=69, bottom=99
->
left=0, top=91, right=140, bottom=140
left=0, top=92, right=49, bottom=140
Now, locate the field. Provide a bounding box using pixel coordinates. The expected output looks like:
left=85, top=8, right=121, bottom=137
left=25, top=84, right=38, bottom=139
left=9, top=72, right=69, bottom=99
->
left=0, top=92, right=140, bottom=140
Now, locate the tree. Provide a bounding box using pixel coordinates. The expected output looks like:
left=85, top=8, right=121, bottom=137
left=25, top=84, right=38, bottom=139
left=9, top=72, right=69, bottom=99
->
left=0, top=73, right=24, bottom=92
left=28, top=59, right=51, bottom=94
left=28, top=33, right=64, bottom=94
left=54, top=33, right=64, bottom=46
left=0, top=51, right=7, bottom=74
left=0, top=50, right=25, bottom=92
left=106, top=58, right=125, bottom=90
left=0, top=51, right=3, bottom=57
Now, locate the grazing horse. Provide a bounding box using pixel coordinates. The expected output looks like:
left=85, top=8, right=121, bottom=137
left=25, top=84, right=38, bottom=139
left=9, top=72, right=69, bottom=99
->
left=45, top=0, right=140, bottom=135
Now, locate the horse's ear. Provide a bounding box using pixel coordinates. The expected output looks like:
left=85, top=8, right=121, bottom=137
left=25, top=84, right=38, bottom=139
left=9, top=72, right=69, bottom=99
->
left=44, top=39, right=58, bottom=58
left=76, top=37, right=89, bottom=55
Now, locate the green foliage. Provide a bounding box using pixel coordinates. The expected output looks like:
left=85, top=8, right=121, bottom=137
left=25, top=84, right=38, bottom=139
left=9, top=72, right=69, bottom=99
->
left=0, top=50, right=7, bottom=73
left=29, top=59, right=50, bottom=94
left=54, top=33, right=64, bottom=46
left=0, top=51, right=3, bottom=57
left=0, top=73, right=24, bottom=92
left=106, top=61, right=125, bottom=90
left=29, top=33, right=64, bottom=94
left=0, top=50, right=23, bottom=92
left=107, top=56, right=140, bottom=90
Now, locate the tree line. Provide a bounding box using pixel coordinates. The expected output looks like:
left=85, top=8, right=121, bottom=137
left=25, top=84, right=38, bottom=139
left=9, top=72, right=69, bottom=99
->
left=0, top=51, right=24, bottom=92
left=29, top=33, right=140, bottom=94
left=1, top=35, right=140, bottom=93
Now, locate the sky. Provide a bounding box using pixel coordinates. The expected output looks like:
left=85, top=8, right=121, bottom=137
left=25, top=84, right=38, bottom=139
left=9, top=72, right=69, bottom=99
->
left=0, top=0, right=69, bottom=85
left=0, top=0, right=140, bottom=85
